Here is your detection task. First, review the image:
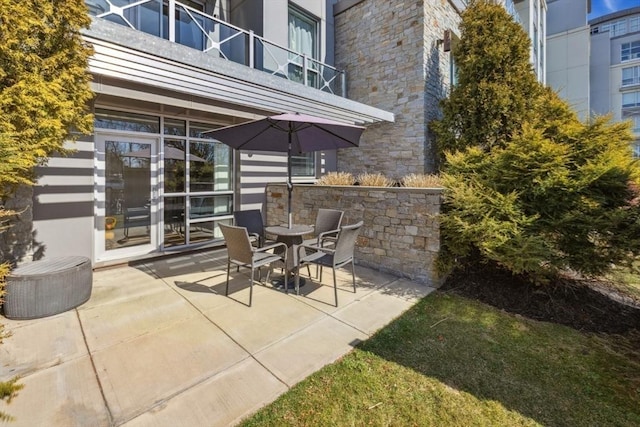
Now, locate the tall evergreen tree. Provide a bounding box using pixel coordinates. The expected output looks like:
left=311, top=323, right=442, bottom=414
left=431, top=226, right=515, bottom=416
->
left=0, top=0, right=94, bottom=420
left=0, top=0, right=94, bottom=171
left=431, top=0, right=542, bottom=158
left=432, top=0, right=640, bottom=281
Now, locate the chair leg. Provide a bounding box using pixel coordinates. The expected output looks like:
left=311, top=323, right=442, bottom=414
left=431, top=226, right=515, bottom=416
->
left=284, top=269, right=289, bottom=294
left=249, top=267, right=254, bottom=307
left=225, top=259, right=231, bottom=296
left=265, top=266, right=272, bottom=284
left=351, top=259, right=356, bottom=293
left=294, top=266, right=300, bottom=295
left=332, top=267, right=338, bottom=307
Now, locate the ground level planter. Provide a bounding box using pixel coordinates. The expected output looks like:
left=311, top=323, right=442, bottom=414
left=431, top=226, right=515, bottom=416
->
left=3, top=256, right=92, bottom=320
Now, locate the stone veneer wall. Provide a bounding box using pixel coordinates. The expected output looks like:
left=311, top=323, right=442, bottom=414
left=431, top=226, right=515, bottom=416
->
left=265, top=183, right=443, bottom=286
left=334, top=0, right=461, bottom=177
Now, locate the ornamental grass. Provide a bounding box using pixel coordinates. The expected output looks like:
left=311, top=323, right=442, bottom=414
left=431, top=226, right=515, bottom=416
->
left=356, top=173, right=394, bottom=187
left=401, top=173, right=443, bottom=188
left=315, top=172, right=355, bottom=186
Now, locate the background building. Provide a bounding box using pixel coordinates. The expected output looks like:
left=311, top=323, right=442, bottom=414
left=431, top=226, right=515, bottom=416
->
left=589, top=6, right=640, bottom=156
left=546, top=0, right=591, bottom=118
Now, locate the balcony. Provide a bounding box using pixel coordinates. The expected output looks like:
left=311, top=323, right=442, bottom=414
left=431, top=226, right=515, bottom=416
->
left=85, top=0, right=346, bottom=97
left=505, top=0, right=522, bottom=25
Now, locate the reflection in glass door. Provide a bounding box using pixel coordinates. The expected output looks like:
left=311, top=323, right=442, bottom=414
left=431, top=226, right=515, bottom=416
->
left=161, top=121, right=234, bottom=248
left=97, top=135, right=158, bottom=260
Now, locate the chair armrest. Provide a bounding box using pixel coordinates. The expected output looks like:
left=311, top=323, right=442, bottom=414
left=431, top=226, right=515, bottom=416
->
left=319, top=235, right=338, bottom=247
left=296, top=243, right=335, bottom=262
left=257, top=242, right=288, bottom=263
left=317, top=228, right=340, bottom=245
left=258, top=242, right=288, bottom=253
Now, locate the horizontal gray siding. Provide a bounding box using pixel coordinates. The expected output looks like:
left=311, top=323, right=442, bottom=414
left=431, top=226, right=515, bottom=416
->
left=32, top=140, right=95, bottom=262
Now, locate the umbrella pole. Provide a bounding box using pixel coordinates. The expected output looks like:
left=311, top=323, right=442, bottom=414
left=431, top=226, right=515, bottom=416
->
left=288, top=125, right=293, bottom=228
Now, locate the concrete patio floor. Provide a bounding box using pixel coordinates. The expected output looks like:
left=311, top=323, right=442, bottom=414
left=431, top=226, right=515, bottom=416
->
left=0, top=248, right=434, bottom=426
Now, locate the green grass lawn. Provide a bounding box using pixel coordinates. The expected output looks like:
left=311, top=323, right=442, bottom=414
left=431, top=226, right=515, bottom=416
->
left=241, top=293, right=640, bottom=426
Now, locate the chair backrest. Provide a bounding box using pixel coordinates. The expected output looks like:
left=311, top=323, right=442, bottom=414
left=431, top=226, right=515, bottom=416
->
left=233, top=209, right=265, bottom=238
left=333, top=221, right=363, bottom=265
left=220, top=224, right=254, bottom=264
left=314, top=209, right=344, bottom=236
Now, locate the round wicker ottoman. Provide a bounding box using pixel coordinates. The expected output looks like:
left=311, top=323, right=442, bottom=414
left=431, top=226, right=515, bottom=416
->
left=3, top=256, right=92, bottom=320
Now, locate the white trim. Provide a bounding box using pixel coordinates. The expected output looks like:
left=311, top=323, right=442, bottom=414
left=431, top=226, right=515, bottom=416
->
left=95, top=133, right=160, bottom=262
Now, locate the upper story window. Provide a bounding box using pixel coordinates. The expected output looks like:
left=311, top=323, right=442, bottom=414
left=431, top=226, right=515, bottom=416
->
left=288, top=5, right=319, bottom=178
left=623, top=66, right=640, bottom=86
left=621, top=41, right=640, bottom=62
left=592, top=16, right=640, bottom=37
left=611, top=19, right=627, bottom=37
left=622, top=91, right=640, bottom=108
left=288, top=6, right=318, bottom=61
left=630, top=115, right=640, bottom=133
left=633, top=141, right=640, bottom=159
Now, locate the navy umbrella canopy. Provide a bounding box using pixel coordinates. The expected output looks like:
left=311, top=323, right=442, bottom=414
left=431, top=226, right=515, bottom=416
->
left=206, top=113, right=365, bottom=227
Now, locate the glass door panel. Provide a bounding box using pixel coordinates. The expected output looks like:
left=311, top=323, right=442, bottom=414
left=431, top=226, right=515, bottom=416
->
left=97, top=135, right=158, bottom=260
left=163, top=196, right=186, bottom=247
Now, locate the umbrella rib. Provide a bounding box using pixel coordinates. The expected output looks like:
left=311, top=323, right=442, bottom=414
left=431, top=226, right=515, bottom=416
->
left=233, top=123, right=277, bottom=150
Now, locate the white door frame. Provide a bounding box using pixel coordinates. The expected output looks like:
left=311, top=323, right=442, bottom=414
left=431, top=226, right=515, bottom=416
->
left=95, top=133, right=160, bottom=262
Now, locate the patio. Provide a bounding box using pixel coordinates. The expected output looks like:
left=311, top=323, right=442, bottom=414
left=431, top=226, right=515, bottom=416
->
left=0, top=248, right=434, bottom=426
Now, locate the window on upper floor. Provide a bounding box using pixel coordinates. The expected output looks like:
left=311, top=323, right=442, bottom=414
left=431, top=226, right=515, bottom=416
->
left=287, top=5, right=318, bottom=179
left=287, top=5, right=319, bottom=87
left=611, top=19, right=627, bottom=37
left=623, top=66, right=640, bottom=86
left=631, top=140, right=640, bottom=159
left=594, top=17, right=640, bottom=38
left=288, top=5, right=318, bottom=61
left=623, top=91, right=640, bottom=108
left=621, top=41, right=640, bottom=62
left=631, top=115, right=640, bottom=133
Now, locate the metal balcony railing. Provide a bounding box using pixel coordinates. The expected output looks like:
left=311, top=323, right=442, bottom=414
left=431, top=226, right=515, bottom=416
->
left=504, top=0, right=522, bottom=24
left=85, top=0, right=347, bottom=97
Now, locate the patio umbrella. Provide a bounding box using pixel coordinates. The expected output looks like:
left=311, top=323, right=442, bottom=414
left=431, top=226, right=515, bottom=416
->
left=205, top=113, right=365, bottom=228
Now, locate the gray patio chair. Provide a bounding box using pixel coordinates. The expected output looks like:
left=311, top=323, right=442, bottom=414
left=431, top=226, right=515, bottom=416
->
left=220, top=223, right=287, bottom=307
left=233, top=209, right=268, bottom=247
left=294, top=221, right=363, bottom=307
left=302, top=208, right=344, bottom=247
left=301, top=208, right=344, bottom=278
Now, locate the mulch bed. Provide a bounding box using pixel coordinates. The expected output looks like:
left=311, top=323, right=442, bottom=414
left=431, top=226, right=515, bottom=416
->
left=440, top=263, right=640, bottom=336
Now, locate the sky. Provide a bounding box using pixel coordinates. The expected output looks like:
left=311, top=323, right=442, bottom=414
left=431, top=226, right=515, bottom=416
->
left=588, top=0, right=640, bottom=20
